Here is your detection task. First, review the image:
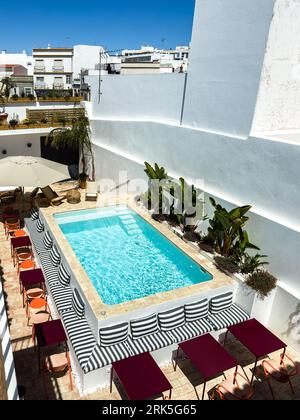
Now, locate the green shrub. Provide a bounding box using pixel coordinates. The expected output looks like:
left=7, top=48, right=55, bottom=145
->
left=246, top=270, right=277, bottom=298
left=9, top=119, right=19, bottom=128
left=214, top=256, right=240, bottom=274
left=11, top=94, right=19, bottom=101
left=27, top=93, right=35, bottom=101
left=239, top=253, right=269, bottom=275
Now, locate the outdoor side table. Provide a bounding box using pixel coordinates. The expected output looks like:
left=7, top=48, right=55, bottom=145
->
left=19, top=268, right=45, bottom=305
left=174, top=334, right=238, bottom=400
left=35, top=319, right=68, bottom=374
left=111, top=352, right=172, bottom=400
left=224, top=318, right=287, bottom=384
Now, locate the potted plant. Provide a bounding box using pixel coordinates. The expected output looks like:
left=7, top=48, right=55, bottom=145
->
left=214, top=256, right=240, bottom=275
left=246, top=270, right=277, bottom=299
left=9, top=118, right=19, bottom=129
left=78, top=173, right=89, bottom=189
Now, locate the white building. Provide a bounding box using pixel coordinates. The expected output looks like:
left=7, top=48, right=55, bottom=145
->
left=85, top=0, right=300, bottom=354
left=33, top=47, right=73, bottom=91
left=0, top=50, right=33, bottom=75
left=122, top=45, right=190, bottom=73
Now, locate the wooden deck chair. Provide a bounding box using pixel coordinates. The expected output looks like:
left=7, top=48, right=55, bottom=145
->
left=41, top=186, right=66, bottom=207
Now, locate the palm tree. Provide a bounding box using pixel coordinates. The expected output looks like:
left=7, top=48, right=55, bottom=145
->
left=47, top=115, right=95, bottom=180
left=0, top=77, right=15, bottom=100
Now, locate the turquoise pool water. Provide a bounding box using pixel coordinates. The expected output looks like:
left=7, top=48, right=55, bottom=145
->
left=54, top=206, right=213, bottom=305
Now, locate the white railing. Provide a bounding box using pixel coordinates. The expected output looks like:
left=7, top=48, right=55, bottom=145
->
left=35, top=83, right=46, bottom=89
left=34, top=66, right=45, bottom=72
left=52, top=66, right=64, bottom=72
left=53, top=83, right=64, bottom=89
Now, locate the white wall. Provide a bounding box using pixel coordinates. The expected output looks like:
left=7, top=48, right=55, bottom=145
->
left=0, top=130, right=47, bottom=158
left=73, top=45, right=104, bottom=79
left=252, top=0, right=300, bottom=132
left=0, top=280, right=18, bottom=400
left=88, top=74, right=185, bottom=125
left=182, top=0, right=275, bottom=138
left=0, top=51, right=33, bottom=75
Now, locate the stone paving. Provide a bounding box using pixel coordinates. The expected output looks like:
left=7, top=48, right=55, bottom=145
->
left=1, top=187, right=300, bottom=400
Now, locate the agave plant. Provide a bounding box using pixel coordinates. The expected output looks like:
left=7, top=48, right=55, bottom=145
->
left=208, top=197, right=259, bottom=257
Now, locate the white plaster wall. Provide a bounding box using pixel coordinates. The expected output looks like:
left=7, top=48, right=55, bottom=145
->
left=87, top=74, right=185, bottom=125
left=73, top=45, right=104, bottom=79
left=0, top=131, right=44, bottom=158
left=252, top=0, right=300, bottom=132
left=0, top=280, right=18, bottom=400
left=182, top=0, right=275, bottom=138
left=268, top=286, right=300, bottom=351
left=91, top=120, right=300, bottom=231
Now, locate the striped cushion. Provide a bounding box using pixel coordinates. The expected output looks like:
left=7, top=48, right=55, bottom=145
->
left=130, top=313, right=159, bottom=339
left=50, top=245, right=60, bottom=267
left=36, top=218, right=44, bottom=233
left=169, top=318, right=212, bottom=343
left=62, top=310, right=96, bottom=369
left=99, top=323, right=128, bottom=347
left=43, top=231, right=53, bottom=250
left=158, top=306, right=185, bottom=332
left=208, top=304, right=250, bottom=331
left=184, top=298, right=209, bottom=322
left=128, top=331, right=174, bottom=355
left=84, top=342, right=132, bottom=373
left=29, top=228, right=46, bottom=255
left=39, top=253, right=59, bottom=286
left=51, top=284, right=73, bottom=313
left=30, top=208, right=39, bottom=221
left=72, top=288, right=85, bottom=319
left=210, top=292, right=233, bottom=314
left=59, top=264, right=71, bottom=288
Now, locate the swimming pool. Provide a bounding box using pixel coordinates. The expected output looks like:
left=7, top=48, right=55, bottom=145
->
left=54, top=205, right=213, bottom=305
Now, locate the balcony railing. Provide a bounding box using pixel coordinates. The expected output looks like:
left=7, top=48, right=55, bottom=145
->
left=34, top=66, right=45, bottom=72
left=53, top=83, right=64, bottom=89
left=35, top=83, right=46, bottom=89
left=52, top=66, right=64, bottom=72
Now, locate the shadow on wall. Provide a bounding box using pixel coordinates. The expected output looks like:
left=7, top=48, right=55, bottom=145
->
left=284, top=304, right=300, bottom=347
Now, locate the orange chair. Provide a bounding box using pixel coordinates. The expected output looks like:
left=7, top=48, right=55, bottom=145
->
left=42, top=352, right=73, bottom=394
left=16, top=250, right=34, bottom=273
left=5, top=218, right=21, bottom=239
left=212, top=370, right=254, bottom=400
left=23, top=286, right=46, bottom=310
left=26, top=297, right=48, bottom=323
left=262, top=353, right=298, bottom=400
left=31, top=311, right=52, bottom=343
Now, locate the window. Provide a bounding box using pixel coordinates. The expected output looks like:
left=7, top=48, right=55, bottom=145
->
left=66, top=75, right=72, bottom=84
left=24, top=87, right=33, bottom=95
left=36, top=77, right=44, bottom=82
left=53, top=59, right=64, bottom=70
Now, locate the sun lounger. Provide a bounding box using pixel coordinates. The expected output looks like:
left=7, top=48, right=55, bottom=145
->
left=85, top=182, right=98, bottom=202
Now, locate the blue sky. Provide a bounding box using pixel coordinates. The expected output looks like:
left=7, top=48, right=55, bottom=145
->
left=3, top=0, right=195, bottom=53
